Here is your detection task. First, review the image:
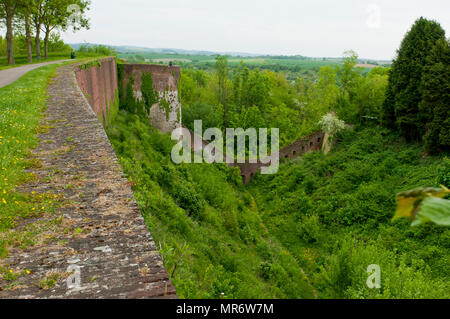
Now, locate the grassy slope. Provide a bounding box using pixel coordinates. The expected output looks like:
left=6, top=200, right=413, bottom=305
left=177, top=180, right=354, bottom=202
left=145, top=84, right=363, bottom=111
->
left=248, top=127, right=450, bottom=298
left=106, top=111, right=315, bottom=299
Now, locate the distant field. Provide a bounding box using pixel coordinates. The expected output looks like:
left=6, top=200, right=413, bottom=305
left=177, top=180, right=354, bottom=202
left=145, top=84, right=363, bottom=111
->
left=118, top=51, right=389, bottom=81
left=118, top=52, right=344, bottom=74
left=151, top=58, right=192, bottom=63
left=356, top=63, right=378, bottom=68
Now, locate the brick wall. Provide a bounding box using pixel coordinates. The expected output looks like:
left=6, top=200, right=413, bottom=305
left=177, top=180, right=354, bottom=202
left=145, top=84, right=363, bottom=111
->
left=235, top=131, right=325, bottom=184
left=75, top=57, right=118, bottom=127
left=120, top=64, right=182, bottom=133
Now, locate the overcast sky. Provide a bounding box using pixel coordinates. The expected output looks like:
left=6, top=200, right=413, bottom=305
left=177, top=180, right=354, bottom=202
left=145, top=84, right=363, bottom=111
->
left=61, top=0, right=450, bottom=60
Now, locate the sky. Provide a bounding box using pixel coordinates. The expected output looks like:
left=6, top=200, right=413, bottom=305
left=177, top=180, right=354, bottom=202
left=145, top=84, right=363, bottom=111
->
left=61, top=0, right=450, bottom=60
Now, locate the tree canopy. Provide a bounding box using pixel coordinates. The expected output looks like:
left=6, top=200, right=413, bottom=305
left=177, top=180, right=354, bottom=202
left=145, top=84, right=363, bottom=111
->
left=382, top=17, right=447, bottom=143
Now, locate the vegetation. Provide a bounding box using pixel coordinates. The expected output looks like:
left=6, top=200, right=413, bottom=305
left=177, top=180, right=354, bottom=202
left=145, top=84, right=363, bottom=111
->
left=0, top=0, right=90, bottom=65
left=382, top=17, right=449, bottom=153
left=76, top=44, right=117, bottom=57
left=180, top=53, right=388, bottom=148
left=248, top=127, right=449, bottom=298
left=394, top=185, right=450, bottom=226
left=106, top=111, right=315, bottom=298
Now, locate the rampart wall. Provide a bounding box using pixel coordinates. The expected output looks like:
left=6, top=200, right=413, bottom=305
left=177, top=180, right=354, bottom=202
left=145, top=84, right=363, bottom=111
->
left=75, top=57, right=118, bottom=126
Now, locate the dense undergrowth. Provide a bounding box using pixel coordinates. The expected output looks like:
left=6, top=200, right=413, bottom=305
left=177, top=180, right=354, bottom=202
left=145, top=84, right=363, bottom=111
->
left=107, top=111, right=315, bottom=299
left=248, top=127, right=450, bottom=298
left=107, top=108, right=450, bottom=298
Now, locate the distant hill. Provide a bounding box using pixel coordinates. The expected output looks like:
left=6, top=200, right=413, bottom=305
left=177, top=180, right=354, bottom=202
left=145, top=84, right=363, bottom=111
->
left=68, top=43, right=261, bottom=57
left=69, top=43, right=392, bottom=64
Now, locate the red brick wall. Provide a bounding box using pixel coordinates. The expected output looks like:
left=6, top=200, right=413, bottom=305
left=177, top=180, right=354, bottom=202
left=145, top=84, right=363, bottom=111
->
left=235, top=131, right=325, bottom=184
left=120, top=64, right=181, bottom=96
left=75, top=57, right=118, bottom=126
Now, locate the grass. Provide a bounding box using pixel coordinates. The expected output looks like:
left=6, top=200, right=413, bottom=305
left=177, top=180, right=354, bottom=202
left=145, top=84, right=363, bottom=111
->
left=0, top=61, right=74, bottom=258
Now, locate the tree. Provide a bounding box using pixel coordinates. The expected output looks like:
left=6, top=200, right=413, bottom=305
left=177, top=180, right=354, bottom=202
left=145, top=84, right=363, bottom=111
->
left=215, top=55, right=229, bottom=125
left=305, top=66, right=339, bottom=123
left=352, top=68, right=389, bottom=124
left=16, top=0, right=33, bottom=62
left=31, top=0, right=45, bottom=61
left=382, top=17, right=446, bottom=141
left=0, top=0, right=20, bottom=64
left=334, top=50, right=361, bottom=123
left=381, top=71, right=396, bottom=128
left=336, top=50, right=359, bottom=96
left=41, top=0, right=90, bottom=59
left=419, top=38, right=450, bottom=153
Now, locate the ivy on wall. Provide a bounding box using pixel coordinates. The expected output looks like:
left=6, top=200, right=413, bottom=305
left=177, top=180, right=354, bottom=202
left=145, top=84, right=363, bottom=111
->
left=141, top=72, right=158, bottom=114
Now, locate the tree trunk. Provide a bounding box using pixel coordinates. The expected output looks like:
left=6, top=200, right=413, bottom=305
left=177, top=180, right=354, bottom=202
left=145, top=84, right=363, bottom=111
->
left=35, top=19, right=42, bottom=61
left=44, top=28, right=50, bottom=60
left=6, top=8, right=15, bottom=65
left=25, top=14, right=32, bottom=63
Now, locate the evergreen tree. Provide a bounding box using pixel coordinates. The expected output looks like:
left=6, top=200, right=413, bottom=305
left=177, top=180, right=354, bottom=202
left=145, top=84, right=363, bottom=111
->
left=382, top=17, right=446, bottom=141
left=381, top=71, right=396, bottom=128
left=419, top=38, right=450, bottom=153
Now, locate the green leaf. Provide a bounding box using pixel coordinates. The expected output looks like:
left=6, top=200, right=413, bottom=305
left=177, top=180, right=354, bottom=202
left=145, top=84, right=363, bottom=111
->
left=393, top=186, right=450, bottom=221
left=412, top=197, right=450, bottom=227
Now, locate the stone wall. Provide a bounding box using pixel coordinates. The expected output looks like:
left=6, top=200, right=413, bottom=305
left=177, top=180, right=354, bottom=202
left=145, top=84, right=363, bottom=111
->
left=235, top=131, right=325, bottom=184
left=185, top=129, right=325, bottom=185
left=75, top=57, right=118, bottom=127
left=120, top=64, right=182, bottom=133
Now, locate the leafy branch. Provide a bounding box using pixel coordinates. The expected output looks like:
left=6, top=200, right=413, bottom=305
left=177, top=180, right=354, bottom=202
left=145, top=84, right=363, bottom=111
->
left=393, top=186, right=450, bottom=226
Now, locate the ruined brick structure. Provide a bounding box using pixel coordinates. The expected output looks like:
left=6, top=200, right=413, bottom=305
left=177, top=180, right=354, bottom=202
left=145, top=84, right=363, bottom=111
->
left=233, top=131, right=325, bottom=184
left=75, top=58, right=118, bottom=127
left=120, top=64, right=182, bottom=133
left=185, top=129, right=325, bottom=185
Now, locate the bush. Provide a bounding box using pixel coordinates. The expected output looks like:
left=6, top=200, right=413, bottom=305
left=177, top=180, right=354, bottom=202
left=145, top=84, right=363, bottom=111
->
left=437, top=157, right=450, bottom=187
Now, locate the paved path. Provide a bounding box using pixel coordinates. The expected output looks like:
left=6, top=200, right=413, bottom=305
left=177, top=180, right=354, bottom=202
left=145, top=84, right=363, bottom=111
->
left=0, top=65, right=176, bottom=299
left=0, top=60, right=70, bottom=88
